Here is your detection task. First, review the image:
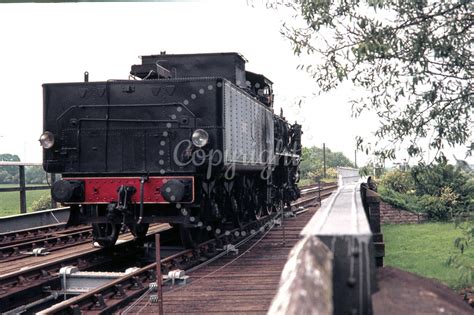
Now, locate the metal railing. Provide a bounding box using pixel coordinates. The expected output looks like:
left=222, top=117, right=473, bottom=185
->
left=0, top=161, right=56, bottom=214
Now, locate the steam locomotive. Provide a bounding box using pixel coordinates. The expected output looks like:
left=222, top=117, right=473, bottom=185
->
left=41, top=52, right=301, bottom=248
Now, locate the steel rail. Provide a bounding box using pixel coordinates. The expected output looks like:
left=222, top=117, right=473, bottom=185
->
left=0, top=225, right=90, bottom=248
left=38, top=214, right=281, bottom=314
left=0, top=224, right=170, bottom=313
left=40, top=185, right=338, bottom=314
left=3, top=185, right=337, bottom=314
left=0, top=228, right=93, bottom=262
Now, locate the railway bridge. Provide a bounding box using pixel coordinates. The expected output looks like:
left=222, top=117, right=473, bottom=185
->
left=0, top=166, right=471, bottom=314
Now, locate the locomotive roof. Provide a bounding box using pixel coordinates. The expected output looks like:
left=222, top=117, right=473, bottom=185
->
left=140, top=52, right=247, bottom=62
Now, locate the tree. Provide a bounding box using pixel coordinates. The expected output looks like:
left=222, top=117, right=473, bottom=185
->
left=272, top=0, right=473, bottom=160
left=25, top=166, right=48, bottom=185
left=0, top=153, right=20, bottom=184
left=300, top=146, right=354, bottom=183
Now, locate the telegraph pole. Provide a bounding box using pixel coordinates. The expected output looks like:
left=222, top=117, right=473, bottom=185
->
left=354, top=150, right=357, bottom=168
left=323, top=143, right=326, bottom=178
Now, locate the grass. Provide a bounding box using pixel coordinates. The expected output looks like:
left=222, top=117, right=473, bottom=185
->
left=383, top=222, right=474, bottom=289
left=0, top=183, right=51, bottom=217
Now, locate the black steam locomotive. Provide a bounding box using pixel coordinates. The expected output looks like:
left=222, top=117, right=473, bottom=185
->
left=41, top=52, right=301, bottom=247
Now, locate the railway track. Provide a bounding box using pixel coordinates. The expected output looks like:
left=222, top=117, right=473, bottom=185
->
left=0, top=224, right=171, bottom=313
left=0, top=226, right=93, bottom=262
left=295, top=184, right=336, bottom=209
left=0, top=181, right=334, bottom=257
left=36, top=184, right=337, bottom=314
left=0, top=223, right=72, bottom=246
left=0, top=183, right=336, bottom=314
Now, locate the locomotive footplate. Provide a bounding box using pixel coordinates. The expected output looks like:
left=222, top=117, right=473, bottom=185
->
left=53, top=176, right=195, bottom=204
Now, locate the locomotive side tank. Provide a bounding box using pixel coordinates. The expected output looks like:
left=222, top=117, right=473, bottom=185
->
left=41, top=52, right=301, bottom=247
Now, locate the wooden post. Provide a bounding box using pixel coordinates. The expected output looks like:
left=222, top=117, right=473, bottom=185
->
left=366, top=189, right=385, bottom=267
left=268, top=235, right=333, bottom=314
left=318, top=177, right=322, bottom=205
left=19, top=165, right=26, bottom=214
left=323, top=143, right=326, bottom=178
left=155, top=234, right=164, bottom=315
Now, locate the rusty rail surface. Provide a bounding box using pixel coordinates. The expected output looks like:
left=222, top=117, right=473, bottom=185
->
left=0, top=224, right=170, bottom=313
left=1, top=184, right=337, bottom=314
left=38, top=213, right=282, bottom=314
left=121, top=200, right=328, bottom=314
left=40, top=185, right=337, bottom=314
left=0, top=224, right=87, bottom=248
left=0, top=226, right=93, bottom=262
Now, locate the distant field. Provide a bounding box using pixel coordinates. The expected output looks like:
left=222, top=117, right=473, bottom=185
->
left=383, top=222, right=474, bottom=289
left=0, top=183, right=51, bottom=217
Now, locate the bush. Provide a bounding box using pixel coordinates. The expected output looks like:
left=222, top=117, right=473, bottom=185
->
left=417, top=194, right=450, bottom=221
left=380, top=185, right=464, bottom=221
left=326, top=167, right=338, bottom=179
left=380, top=169, right=414, bottom=193
left=30, top=194, right=52, bottom=211
left=378, top=185, right=420, bottom=212
left=411, top=162, right=472, bottom=202
left=380, top=162, right=473, bottom=220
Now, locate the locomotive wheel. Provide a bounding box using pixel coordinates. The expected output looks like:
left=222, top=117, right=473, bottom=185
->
left=92, top=223, right=122, bottom=247
left=230, top=195, right=244, bottom=229
left=178, top=224, right=204, bottom=249
left=274, top=199, right=284, bottom=214
left=254, top=206, right=263, bottom=220
left=265, top=204, right=273, bottom=216
left=253, top=193, right=263, bottom=220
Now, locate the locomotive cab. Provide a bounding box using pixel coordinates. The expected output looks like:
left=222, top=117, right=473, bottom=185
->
left=245, top=71, right=274, bottom=107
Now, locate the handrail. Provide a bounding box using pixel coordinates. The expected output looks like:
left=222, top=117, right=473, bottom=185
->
left=0, top=162, right=42, bottom=166
left=0, top=162, right=56, bottom=214
left=269, top=172, right=384, bottom=315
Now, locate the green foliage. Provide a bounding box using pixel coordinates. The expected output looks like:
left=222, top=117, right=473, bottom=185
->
left=0, top=153, right=20, bottom=184
left=417, top=189, right=459, bottom=221
left=378, top=185, right=419, bottom=212
left=411, top=162, right=474, bottom=211
left=380, top=169, right=414, bottom=193
left=379, top=163, right=473, bottom=221
left=25, top=166, right=48, bottom=184
left=383, top=222, right=474, bottom=289
left=30, top=194, right=52, bottom=212
left=0, top=184, right=50, bottom=217
left=300, top=146, right=353, bottom=184
left=379, top=162, right=473, bottom=280
left=0, top=153, right=48, bottom=184
left=359, top=163, right=385, bottom=178
left=447, top=217, right=474, bottom=285
left=272, top=0, right=473, bottom=159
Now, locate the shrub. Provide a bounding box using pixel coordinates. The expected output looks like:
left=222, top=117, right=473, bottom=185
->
left=30, top=194, right=52, bottom=211
left=380, top=169, right=414, bottom=193
left=378, top=185, right=420, bottom=212
left=412, top=163, right=471, bottom=196
left=326, top=167, right=338, bottom=179
left=417, top=195, right=449, bottom=220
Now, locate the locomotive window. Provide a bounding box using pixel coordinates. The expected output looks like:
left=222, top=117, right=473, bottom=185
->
left=257, top=86, right=270, bottom=96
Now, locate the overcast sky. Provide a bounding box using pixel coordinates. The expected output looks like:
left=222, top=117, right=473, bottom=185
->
left=0, top=0, right=471, bottom=166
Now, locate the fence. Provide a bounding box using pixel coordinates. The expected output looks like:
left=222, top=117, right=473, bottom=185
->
left=0, top=161, right=56, bottom=214
left=269, top=168, right=384, bottom=314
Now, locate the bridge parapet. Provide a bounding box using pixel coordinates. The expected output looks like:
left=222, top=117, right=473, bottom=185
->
left=270, top=168, right=382, bottom=315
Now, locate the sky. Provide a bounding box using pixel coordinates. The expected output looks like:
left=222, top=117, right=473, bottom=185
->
left=0, top=0, right=471, bottom=166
